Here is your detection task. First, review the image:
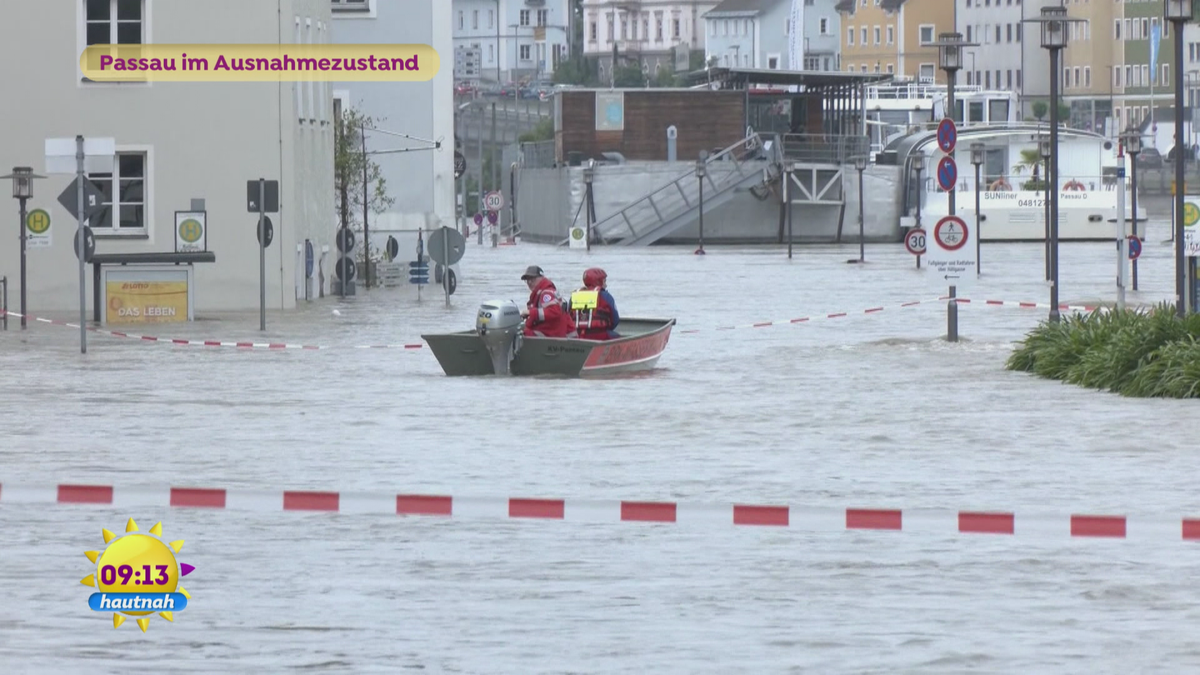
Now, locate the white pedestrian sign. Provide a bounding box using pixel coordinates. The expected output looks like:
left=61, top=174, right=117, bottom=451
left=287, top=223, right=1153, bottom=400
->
left=925, top=215, right=977, bottom=286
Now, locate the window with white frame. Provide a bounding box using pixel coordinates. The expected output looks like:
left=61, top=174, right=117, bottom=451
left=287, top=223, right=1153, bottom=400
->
left=874, top=26, right=880, bottom=45
left=820, top=18, right=829, bottom=35
left=520, top=44, right=531, bottom=60
left=847, top=27, right=854, bottom=45
left=673, top=18, right=680, bottom=38
left=887, top=25, right=894, bottom=44
left=86, top=151, right=148, bottom=234
left=520, top=10, right=530, bottom=26
left=458, top=11, right=464, bottom=30
left=919, top=63, right=935, bottom=81
left=768, top=55, right=779, bottom=69
left=81, top=0, right=146, bottom=82
left=472, top=10, right=478, bottom=29
left=919, top=25, right=934, bottom=45
left=85, top=0, right=143, bottom=46
left=537, top=9, right=547, bottom=26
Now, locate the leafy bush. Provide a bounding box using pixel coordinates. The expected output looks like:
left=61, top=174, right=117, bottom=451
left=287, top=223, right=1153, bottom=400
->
left=1006, top=303, right=1200, bottom=398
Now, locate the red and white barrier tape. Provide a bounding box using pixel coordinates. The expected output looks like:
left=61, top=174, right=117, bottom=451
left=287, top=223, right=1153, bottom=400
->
left=0, top=296, right=1102, bottom=351
left=0, top=310, right=424, bottom=351
left=1, top=482, right=1195, bottom=542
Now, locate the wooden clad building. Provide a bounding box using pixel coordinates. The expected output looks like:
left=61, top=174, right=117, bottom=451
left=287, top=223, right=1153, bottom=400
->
left=553, top=89, right=747, bottom=164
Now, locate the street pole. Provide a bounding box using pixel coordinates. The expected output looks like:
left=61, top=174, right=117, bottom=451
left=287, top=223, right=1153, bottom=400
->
left=914, top=161, right=923, bottom=269
left=18, top=196, right=26, bottom=329
left=1115, top=142, right=1128, bottom=311
left=442, top=226, right=451, bottom=308
left=945, top=58, right=958, bottom=343
left=259, top=178, right=266, bottom=331
left=974, top=160, right=981, bottom=274
left=1174, top=16, right=1187, bottom=317
left=857, top=164, right=865, bottom=262
left=1043, top=154, right=1050, bottom=281
left=1131, top=147, right=1140, bottom=290
left=75, top=135, right=86, bottom=354
left=786, top=165, right=793, bottom=259
left=361, top=120, right=371, bottom=289
left=1049, top=45, right=1061, bottom=323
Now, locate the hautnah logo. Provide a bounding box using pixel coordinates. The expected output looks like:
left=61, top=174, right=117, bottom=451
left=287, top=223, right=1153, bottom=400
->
left=80, top=518, right=195, bottom=632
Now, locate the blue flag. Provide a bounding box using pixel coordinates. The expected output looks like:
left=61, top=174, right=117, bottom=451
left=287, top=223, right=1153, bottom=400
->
left=1151, top=23, right=1161, bottom=70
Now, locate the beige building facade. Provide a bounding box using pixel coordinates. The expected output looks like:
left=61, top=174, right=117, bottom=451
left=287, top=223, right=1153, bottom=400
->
left=836, top=0, right=954, bottom=83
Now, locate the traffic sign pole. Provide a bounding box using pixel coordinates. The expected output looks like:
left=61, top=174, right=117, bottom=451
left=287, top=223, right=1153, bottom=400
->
left=18, top=196, right=26, bottom=329
left=1115, top=159, right=1128, bottom=311
left=259, top=178, right=266, bottom=331
left=938, top=113, right=959, bottom=343
left=76, top=135, right=86, bottom=354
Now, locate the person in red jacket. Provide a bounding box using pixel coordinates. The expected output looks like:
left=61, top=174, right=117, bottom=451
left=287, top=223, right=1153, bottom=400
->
left=571, top=267, right=620, bottom=340
left=519, top=265, right=576, bottom=338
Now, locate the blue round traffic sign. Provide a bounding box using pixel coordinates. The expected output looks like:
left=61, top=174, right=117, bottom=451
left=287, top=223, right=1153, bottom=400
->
left=937, top=156, right=958, bottom=192
left=937, top=117, right=957, bottom=154
left=473, top=212, right=483, bottom=226
left=1128, top=234, right=1142, bottom=260
left=305, top=240, right=314, bottom=278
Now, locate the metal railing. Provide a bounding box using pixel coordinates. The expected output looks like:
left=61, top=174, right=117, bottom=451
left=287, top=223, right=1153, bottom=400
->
left=520, top=140, right=556, bottom=169
left=590, top=132, right=783, bottom=244
left=778, top=134, right=870, bottom=165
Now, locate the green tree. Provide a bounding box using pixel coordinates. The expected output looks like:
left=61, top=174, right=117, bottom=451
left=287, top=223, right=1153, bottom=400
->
left=334, top=105, right=395, bottom=239
left=519, top=117, right=554, bottom=143
left=1031, top=100, right=1048, bottom=120
left=613, top=64, right=647, bottom=87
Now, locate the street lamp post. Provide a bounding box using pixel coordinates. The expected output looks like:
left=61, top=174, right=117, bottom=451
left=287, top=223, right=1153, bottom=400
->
left=1, top=166, right=44, bottom=330
left=1037, top=5, right=1070, bottom=324
left=851, top=154, right=867, bottom=263
left=970, top=142, right=985, bottom=274
left=1166, top=0, right=1193, bottom=317
left=1039, top=134, right=1052, bottom=282
left=695, top=150, right=708, bottom=255
left=583, top=160, right=594, bottom=252
left=912, top=150, right=925, bottom=269
left=1125, top=127, right=1143, bottom=291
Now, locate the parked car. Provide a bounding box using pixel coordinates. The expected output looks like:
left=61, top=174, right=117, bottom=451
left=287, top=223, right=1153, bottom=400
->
left=1135, top=147, right=1164, bottom=170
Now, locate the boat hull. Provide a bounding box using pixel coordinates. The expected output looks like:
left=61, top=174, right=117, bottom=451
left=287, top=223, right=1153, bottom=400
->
left=422, top=318, right=675, bottom=377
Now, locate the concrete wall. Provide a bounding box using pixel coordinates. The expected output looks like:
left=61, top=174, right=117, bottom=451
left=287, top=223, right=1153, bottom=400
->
left=515, top=161, right=904, bottom=244
left=0, top=0, right=333, bottom=313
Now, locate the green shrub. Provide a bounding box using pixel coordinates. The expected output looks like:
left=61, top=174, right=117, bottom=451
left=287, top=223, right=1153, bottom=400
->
left=1006, top=303, right=1200, bottom=398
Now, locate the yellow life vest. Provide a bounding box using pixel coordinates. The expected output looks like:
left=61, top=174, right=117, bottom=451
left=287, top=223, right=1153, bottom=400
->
left=570, top=289, right=598, bottom=326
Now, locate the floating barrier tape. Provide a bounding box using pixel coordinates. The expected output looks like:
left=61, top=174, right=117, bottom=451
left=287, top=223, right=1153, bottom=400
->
left=1, top=297, right=1099, bottom=351
left=1, top=482, right=1196, bottom=543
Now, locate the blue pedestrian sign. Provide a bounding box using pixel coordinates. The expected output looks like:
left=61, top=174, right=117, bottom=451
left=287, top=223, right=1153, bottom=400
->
left=408, top=260, right=430, bottom=285
left=937, top=156, right=958, bottom=192
left=1128, top=234, right=1142, bottom=260
left=937, top=117, right=957, bottom=154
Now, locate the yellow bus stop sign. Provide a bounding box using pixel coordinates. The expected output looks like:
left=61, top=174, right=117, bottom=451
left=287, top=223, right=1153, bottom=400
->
left=26, top=209, right=50, bottom=235
left=1184, top=201, right=1200, bottom=228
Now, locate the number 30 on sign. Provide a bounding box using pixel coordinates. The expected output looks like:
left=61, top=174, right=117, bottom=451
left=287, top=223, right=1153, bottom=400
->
left=905, top=228, right=926, bottom=255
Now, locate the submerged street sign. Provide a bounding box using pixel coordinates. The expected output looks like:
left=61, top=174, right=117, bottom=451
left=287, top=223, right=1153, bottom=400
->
left=925, top=215, right=976, bottom=286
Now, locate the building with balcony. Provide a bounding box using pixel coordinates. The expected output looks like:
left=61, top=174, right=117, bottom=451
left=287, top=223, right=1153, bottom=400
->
left=331, top=0, right=455, bottom=249
left=582, top=0, right=718, bottom=81
left=452, top=0, right=571, bottom=83
left=804, top=0, right=843, bottom=72
left=0, top=0, right=333, bottom=314
left=835, top=0, right=953, bottom=83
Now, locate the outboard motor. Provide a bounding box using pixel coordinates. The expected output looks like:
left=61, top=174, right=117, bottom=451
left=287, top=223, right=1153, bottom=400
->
left=475, top=299, right=524, bottom=375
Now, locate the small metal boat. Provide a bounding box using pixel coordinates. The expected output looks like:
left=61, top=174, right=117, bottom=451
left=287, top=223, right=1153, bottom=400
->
left=421, top=299, right=675, bottom=377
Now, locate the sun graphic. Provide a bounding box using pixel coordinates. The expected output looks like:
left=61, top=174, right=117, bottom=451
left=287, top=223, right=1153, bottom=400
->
left=80, top=519, right=195, bottom=632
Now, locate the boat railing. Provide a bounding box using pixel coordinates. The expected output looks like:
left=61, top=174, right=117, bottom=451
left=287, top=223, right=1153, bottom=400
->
left=778, top=133, right=870, bottom=165
left=916, top=174, right=1130, bottom=195
left=865, top=82, right=987, bottom=101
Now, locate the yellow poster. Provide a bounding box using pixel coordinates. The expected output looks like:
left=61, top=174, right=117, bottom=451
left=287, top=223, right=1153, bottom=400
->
left=106, top=281, right=189, bottom=323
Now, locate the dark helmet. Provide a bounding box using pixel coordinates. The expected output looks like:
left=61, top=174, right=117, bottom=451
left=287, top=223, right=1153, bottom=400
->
left=583, top=267, right=607, bottom=289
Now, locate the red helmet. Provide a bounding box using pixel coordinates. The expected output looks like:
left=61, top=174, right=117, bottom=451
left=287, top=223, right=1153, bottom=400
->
left=583, top=267, right=607, bottom=289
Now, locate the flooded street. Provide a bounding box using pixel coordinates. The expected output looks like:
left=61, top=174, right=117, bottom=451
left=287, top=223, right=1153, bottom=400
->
left=2, top=217, right=1199, bottom=674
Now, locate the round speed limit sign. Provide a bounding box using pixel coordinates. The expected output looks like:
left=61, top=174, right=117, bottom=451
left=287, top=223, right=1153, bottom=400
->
left=483, top=191, right=504, bottom=212
left=905, top=228, right=927, bottom=255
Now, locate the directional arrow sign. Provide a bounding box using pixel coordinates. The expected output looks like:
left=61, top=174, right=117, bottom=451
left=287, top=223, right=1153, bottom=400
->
left=924, top=215, right=976, bottom=287
left=57, top=177, right=107, bottom=221
left=937, top=156, right=958, bottom=192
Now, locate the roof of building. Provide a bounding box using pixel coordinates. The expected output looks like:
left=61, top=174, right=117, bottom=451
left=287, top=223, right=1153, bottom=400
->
left=687, top=66, right=894, bottom=90
left=706, top=0, right=780, bottom=16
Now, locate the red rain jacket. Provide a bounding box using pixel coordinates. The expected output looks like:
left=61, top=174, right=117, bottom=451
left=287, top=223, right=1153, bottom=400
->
left=524, top=278, right=576, bottom=338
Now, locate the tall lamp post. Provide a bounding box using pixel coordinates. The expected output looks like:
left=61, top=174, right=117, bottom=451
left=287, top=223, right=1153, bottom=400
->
left=1, top=166, right=44, bottom=330
left=1039, top=134, right=1052, bottom=281
left=1124, top=127, right=1142, bottom=290
left=1166, top=0, right=1194, bottom=317
left=1033, top=5, right=1072, bottom=323
left=850, top=154, right=867, bottom=263
left=970, top=142, right=985, bottom=274
left=695, top=150, right=708, bottom=255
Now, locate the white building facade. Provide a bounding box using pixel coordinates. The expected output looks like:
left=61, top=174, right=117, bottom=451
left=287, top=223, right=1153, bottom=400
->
left=703, top=0, right=810, bottom=71
left=582, top=0, right=718, bottom=79
left=0, top=0, right=333, bottom=314
left=957, top=0, right=1054, bottom=117
left=452, top=0, right=572, bottom=83
left=331, top=0, right=455, bottom=253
